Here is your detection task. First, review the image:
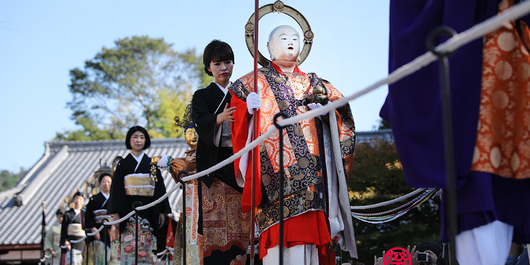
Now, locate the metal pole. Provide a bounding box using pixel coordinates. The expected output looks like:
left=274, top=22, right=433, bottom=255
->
left=103, top=219, right=109, bottom=265
left=273, top=112, right=289, bottom=265
left=132, top=201, right=143, bottom=265
left=85, top=237, right=88, bottom=265
left=426, top=26, right=458, bottom=265
left=175, top=171, right=189, bottom=265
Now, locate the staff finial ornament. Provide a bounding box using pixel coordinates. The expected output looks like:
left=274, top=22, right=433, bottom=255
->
left=245, top=0, right=314, bottom=67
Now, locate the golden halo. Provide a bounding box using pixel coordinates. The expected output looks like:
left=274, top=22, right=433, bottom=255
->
left=245, top=0, right=314, bottom=67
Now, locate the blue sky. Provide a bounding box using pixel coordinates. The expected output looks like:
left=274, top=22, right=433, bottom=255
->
left=0, top=1, right=390, bottom=172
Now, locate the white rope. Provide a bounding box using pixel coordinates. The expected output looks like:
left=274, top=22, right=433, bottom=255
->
left=61, top=0, right=530, bottom=244
left=40, top=252, right=56, bottom=262
left=155, top=247, right=174, bottom=263
left=351, top=211, right=408, bottom=225
left=350, top=188, right=427, bottom=210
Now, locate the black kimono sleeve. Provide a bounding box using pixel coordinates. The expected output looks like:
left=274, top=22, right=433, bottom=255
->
left=107, top=160, right=128, bottom=217
left=60, top=210, right=72, bottom=253
left=60, top=209, right=84, bottom=252
left=84, top=195, right=96, bottom=230
left=192, top=88, right=219, bottom=149
left=154, top=168, right=171, bottom=215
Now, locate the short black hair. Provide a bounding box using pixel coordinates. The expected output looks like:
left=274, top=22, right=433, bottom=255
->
left=417, top=241, right=444, bottom=263
left=56, top=209, right=64, bottom=216
left=203, top=40, right=235, bottom=76
left=125, top=126, right=151, bottom=150
left=73, top=191, right=84, bottom=200
left=98, top=172, right=112, bottom=183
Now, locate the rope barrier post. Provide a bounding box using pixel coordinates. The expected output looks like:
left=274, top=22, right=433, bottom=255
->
left=61, top=246, right=65, bottom=265
left=174, top=171, right=189, bottom=265
left=85, top=236, right=88, bottom=265
left=102, top=218, right=109, bottom=265
left=426, top=26, right=459, bottom=265
left=132, top=201, right=143, bottom=265
left=69, top=245, right=73, bottom=265
left=273, top=112, right=289, bottom=265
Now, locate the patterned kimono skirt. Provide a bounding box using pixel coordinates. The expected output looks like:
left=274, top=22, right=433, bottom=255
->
left=122, top=217, right=157, bottom=265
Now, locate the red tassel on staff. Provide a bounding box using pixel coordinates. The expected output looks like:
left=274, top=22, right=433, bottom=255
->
left=249, top=1, right=260, bottom=264
left=166, top=220, right=175, bottom=260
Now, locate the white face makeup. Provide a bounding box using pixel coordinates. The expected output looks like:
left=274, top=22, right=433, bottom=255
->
left=267, top=25, right=300, bottom=62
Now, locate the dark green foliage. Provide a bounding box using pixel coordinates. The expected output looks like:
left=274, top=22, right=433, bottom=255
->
left=0, top=168, right=26, bottom=192
left=377, top=119, right=392, bottom=130
left=346, top=140, right=440, bottom=265
left=57, top=36, right=212, bottom=141
left=55, top=117, right=124, bottom=141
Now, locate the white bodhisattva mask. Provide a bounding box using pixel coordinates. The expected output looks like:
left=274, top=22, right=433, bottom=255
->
left=267, top=25, right=301, bottom=63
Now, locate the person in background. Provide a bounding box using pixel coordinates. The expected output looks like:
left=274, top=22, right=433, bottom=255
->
left=406, top=241, right=444, bottom=265
left=506, top=243, right=530, bottom=265
left=517, top=247, right=529, bottom=265
left=60, top=191, right=86, bottom=265
left=84, top=172, right=112, bottom=265
left=107, top=125, right=170, bottom=265
left=44, top=209, right=63, bottom=265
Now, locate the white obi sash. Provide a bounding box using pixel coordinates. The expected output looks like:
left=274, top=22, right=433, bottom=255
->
left=94, top=209, right=111, bottom=224
left=67, top=223, right=86, bottom=237
left=124, top=173, right=155, bottom=196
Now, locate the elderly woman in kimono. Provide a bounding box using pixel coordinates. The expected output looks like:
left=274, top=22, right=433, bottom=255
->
left=60, top=191, right=86, bottom=265
left=84, top=172, right=112, bottom=264
left=107, top=126, right=170, bottom=265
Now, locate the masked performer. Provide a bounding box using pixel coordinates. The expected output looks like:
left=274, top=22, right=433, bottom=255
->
left=84, top=172, right=112, bottom=265
left=107, top=126, right=171, bottom=265
left=155, top=107, right=204, bottom=265
left=61, top=191, right=86, bottom=265
left=229, top=25, right=357, bottom=264
left=190, top=40, right=250, bottom=265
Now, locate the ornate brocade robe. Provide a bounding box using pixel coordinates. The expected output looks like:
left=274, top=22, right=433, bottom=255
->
left=230, top=63, right=357, bottom=258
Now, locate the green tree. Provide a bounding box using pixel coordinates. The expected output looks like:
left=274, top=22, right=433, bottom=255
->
left=347, top=140, right=440, bottom=265
left=55, top=117, right=123, bottom=141
left=0, top=168, right=27, bottom=192
left=378, top=119, right=391, bottom=130
left=57, top=36, right=211, bottom=141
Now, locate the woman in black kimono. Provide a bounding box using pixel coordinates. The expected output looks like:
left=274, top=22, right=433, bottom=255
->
left=84, top=172, right=112, bottom=264
left=60, top=191, right=86, bottom=265
left=191, top=40, right=249, bottom=265
left=107, top=126, right=170, bottom=264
